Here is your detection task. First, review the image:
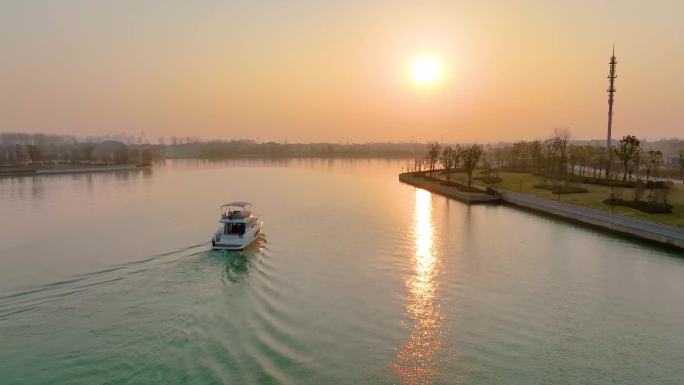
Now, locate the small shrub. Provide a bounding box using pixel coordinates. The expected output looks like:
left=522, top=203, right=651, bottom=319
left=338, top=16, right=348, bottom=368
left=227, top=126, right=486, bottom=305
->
left=532, top=173, right=636, bottom=188
left=604, top=198, right=673, bottom=214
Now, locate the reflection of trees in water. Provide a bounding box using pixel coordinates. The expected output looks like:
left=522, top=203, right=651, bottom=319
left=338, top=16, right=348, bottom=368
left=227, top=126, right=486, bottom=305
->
left=30, top=178, right=44, bottom=201
left=141, top=168, right=153, bottom=178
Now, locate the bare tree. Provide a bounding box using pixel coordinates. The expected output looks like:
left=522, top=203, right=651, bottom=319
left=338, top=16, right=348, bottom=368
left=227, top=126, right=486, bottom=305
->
left=414, top=157, right=423, bottom=172
left=679, top=150, right=684, bottom=183
left=597, top=146, right=609, bottom=179
left=579, top=145, right=593, bottom=176
left=453, top=144, right=462, bottom=169
left=427, top=143, right=441, bottom=176
left=439, top=146, right=457, bottom=182
left=645, top=150, right=663, bottom=182
left=462, top=145, right=482, bottom=187
left=568, top=145, right=582, bottom=176
left=422, top=156, right=431, bottom=173
left=552, top=127, right=570, bottom=175
left=541, top=139, right=557, bottom=184
left=614, top=135, right=640, bottom=181
left=530, top=140, right=542, bottom=171
left=511, top=141, right=525, bottom=168
left=645, top=150, right=663, bottom=203
left=633, top=149, right=641, bottom=181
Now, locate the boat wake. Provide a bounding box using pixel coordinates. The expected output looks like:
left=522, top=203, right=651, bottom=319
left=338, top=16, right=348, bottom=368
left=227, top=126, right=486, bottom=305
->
left=0, top=243, right=208, bottom=321
left=0, top=233, right=318, bottom=385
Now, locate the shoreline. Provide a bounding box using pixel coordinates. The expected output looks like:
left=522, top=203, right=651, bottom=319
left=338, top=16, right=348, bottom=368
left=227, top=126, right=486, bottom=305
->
left=398, top=172, right=501, bottom=204
left=399, top=172, right=684, bottom=251
left=498, top=189, right=684, bottom=251
left=0, top=164, right=148, bottom=177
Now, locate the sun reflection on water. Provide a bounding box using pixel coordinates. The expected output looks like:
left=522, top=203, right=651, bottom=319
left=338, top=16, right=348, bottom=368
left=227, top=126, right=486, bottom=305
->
left=393, top=189, right=444, bottom=385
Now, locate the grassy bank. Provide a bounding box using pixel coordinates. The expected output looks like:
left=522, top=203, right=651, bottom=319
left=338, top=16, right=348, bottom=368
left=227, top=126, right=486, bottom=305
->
left=442, top=171, right=684, bottom=228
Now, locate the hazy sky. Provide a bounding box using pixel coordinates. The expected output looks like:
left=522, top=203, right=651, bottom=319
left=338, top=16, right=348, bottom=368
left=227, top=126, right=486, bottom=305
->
left=1, top=0, right=683, bottom=142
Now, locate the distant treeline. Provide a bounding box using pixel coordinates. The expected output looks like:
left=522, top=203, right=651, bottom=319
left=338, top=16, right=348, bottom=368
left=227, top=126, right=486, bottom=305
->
left=144, top=136, right=684, bottom=162
left=2, top=132, right=683, bottom=169
left=162, top=140, right=430, bottom=159
left=0, top=133, right=158, bottom=166
left=0, top=134, right=430, bottom=165
left=410, top=129, right=684, bottom=184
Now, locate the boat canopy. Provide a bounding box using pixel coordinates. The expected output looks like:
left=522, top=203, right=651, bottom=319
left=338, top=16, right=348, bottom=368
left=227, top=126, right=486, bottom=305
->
left=221, top=202, right=251, bottom=209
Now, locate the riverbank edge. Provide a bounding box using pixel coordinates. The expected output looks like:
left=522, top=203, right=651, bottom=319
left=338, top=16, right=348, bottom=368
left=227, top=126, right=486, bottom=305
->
left=398, top=173, right=501, bottom=204
left=0, top=164, right=148, bottom=177
left=399, top=172, right=684, bottom=251
left=496, top=189, right=684, bottom=251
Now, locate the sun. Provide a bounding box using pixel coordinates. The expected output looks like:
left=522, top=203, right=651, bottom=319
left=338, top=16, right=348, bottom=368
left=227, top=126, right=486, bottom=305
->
left=412, top=56, right=441, bottom=84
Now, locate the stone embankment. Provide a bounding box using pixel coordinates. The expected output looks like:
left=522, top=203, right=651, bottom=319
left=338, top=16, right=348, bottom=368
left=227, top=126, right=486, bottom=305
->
left=398, top=173, right=500, bottom=204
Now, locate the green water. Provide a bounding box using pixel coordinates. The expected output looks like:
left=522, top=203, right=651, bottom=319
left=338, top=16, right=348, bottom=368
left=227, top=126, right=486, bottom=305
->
left=1, top=159, right=683, bottom=385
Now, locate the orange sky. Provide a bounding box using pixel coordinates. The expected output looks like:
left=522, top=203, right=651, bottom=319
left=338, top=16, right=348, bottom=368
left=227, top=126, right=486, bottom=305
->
left=1, top=1, right=682, bottom=142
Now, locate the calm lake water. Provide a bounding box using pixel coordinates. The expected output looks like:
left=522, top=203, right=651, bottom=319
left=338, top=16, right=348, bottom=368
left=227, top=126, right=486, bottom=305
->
left=1, top=159, right=683, bottom=385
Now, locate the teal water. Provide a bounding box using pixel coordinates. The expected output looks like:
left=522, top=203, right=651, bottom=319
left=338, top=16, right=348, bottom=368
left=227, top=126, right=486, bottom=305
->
left=1, top=159, right=683, bottom=385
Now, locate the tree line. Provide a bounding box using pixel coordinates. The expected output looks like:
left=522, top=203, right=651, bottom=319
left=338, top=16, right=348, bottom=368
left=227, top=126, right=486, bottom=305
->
left=410, top=128, right=684, bottom=185
left=0, top=133, right=156, bottom=167
left=408, top=143, right=483, bottom=187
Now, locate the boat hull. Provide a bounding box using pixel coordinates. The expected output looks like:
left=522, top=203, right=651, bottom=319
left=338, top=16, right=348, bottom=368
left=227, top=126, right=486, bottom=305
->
left=212, top=245, right=252, bottom=250
left=211, top=221, right=262, bottom=250
left=211, top=237, right=257, bottom=250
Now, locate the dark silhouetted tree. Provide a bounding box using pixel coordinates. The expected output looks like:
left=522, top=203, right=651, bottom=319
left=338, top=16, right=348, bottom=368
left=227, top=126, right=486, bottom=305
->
left=614, top=135, right=640, bottom=181
left=142, top=149, right=153, bottom=165
left=79, top=143, right=95, bottom=163
left=462, top=144, right=482, bottom=187
left=439, top=146, right=456, bottom=181
left=427, top=143, right=441, bottom=176
left=679, top=150, right=684, bottom=183
left=25, top=144, right=42, bottom=163
left=552, top=127, right=570, bottom=175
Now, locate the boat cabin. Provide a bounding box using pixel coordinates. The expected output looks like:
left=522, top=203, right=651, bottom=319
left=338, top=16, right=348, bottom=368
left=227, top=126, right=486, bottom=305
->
left=219, top=202, right=258, bottom=236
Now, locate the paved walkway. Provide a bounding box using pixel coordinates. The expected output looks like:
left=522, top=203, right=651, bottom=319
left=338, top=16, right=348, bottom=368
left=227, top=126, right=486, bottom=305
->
left=499, top=189, right=684, bottom=250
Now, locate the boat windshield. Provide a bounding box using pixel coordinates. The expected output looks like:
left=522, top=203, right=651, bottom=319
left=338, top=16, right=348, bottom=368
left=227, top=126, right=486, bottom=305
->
left=224, top=223, right=246, bottom=235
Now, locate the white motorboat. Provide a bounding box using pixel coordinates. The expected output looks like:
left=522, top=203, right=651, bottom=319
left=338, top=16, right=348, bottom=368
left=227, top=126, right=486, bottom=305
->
left=211, top=202, right=262, bottom=250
